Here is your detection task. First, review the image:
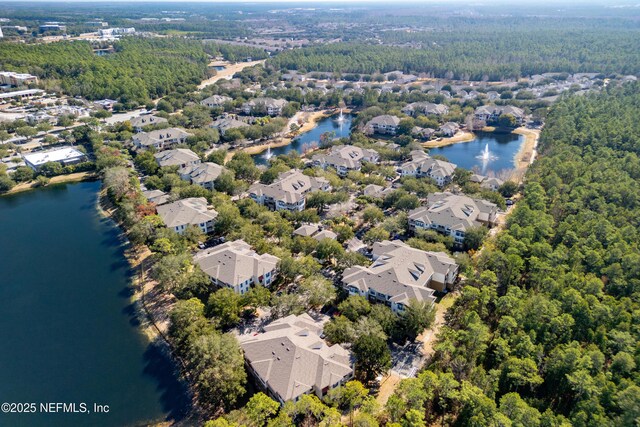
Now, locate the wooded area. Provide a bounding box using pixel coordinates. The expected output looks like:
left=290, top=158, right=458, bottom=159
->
left=268, top=29, right=640, bottom=80
left=0, top=38, right=208, bottom=103
left=385, top=83, right=640, bottom=426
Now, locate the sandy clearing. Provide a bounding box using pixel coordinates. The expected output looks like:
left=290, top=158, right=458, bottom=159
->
left=198, top=60, right=266, bottom=89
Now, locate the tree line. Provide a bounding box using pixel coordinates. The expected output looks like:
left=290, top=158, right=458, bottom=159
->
left=268, top=28, right=640, bottom=81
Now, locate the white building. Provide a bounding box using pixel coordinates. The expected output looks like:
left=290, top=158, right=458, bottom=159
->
left=364, top=115, right=400, bottom=135
left=154, top=148, right=201, bottom=169
left=401, top=102, right=449, bottom=117
left=398, top=150, right=457, bottom=187
left=241, top=97, right=288, bottom=116
left=129, top=114, right=168, bottom=132
left=201, top=95, right=232, bottom=108
left=179, top=162, right=226, bottom=190
left=474, top=105, right=525, bottom=125
left=23, top=146, right=87, bottom=171
left=311, top=145, right=379, bottom=176
left=98, top=27, right=135, bottom=37
left=0, top=72, right=38, bottom=87
left=133, top=128, right=192, bottom=150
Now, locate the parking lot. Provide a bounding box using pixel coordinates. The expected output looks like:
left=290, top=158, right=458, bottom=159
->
left=390, top=341, right=425, bottom=378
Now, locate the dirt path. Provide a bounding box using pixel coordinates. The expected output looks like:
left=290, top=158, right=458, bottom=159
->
left=417, top=292, right=459, bottom=358
left=376, top=374, right=403, bottom=406
left=198, top=60, right=266, bottom=89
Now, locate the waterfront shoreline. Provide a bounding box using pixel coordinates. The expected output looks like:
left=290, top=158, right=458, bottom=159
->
left=512, top=127, right=540, bottom=167
left=422, top=131, right=476, bottom=148
left=2, top=171, right=97, bottom=196
left=97, top=189, right=202, bottom=425
left=422, top=126, right=539, bottom=176
left=225, top=109, right=332, bottom=161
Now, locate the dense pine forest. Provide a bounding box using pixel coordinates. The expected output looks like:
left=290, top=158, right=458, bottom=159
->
left=0, top=38, right=208, bottom=103
left=268, top=29, right=640, bottom=80
left=385, top=83, right=640, bottom=426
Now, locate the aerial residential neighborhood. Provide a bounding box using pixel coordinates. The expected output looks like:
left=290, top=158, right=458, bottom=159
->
left=0, top=1, right=638, bottom=426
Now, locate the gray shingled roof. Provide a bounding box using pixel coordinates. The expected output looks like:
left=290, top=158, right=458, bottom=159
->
left=249, top=170, right=329, bottom=204
left=243, top=97, right=288, bottom=109
left=293, top=224, right=321, bottom=237
left=179, top=162, right=226, bottom=184
left=129, top=114, right=168, bottom=129
left=475, top=105, right=525, bottom=118
left=238, top=314, right=352, bottom=402
left=193, top=240, right=279, bottom=286
left=142, top=189, right=170, bottom=206
left=402, top=102, right=449, bottom=115
left=312, top=145, right=379, bottom=169
left=210, top=117, right=250, bottom=132
left=154, top=148, right=200, bottom=168
left=133, top=127, right=192, bottom=147
left=408, top=192, right=498, bottom=231
left=201, top=94, right=232, bottom=106
left=400, top=151, right=456, bottom=178
left=342, top=240, right=457, bottom=305
left=366, top=115, right=401, bottom=127
left=156, top=197, right=218, bottom=229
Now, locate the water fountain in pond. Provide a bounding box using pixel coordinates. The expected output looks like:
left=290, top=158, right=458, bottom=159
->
left=476, top=143, right=498, bottom=173
left=263, top=145, right=273, bottom=161
left=335, top=108, right=346, bottom=135
left=481, top=144, right=490, bottom=161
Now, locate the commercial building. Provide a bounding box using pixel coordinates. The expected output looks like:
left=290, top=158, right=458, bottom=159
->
left=23, top=146, right=87, bottom=171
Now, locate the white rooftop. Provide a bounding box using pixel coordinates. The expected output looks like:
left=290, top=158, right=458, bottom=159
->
left=23, top=147, right=85, bottom=167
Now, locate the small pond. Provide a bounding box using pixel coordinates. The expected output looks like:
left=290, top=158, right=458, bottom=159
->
left=253, top=113, right=353, bottom=165
left=429, top=131, right=524, bottom=174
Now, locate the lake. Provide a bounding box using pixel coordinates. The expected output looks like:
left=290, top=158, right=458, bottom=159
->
left=253, top=113, right=354, bottom=165
left=0, top=181, right=190, bottom=427
left=429, top=131, right=524, bottom=174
